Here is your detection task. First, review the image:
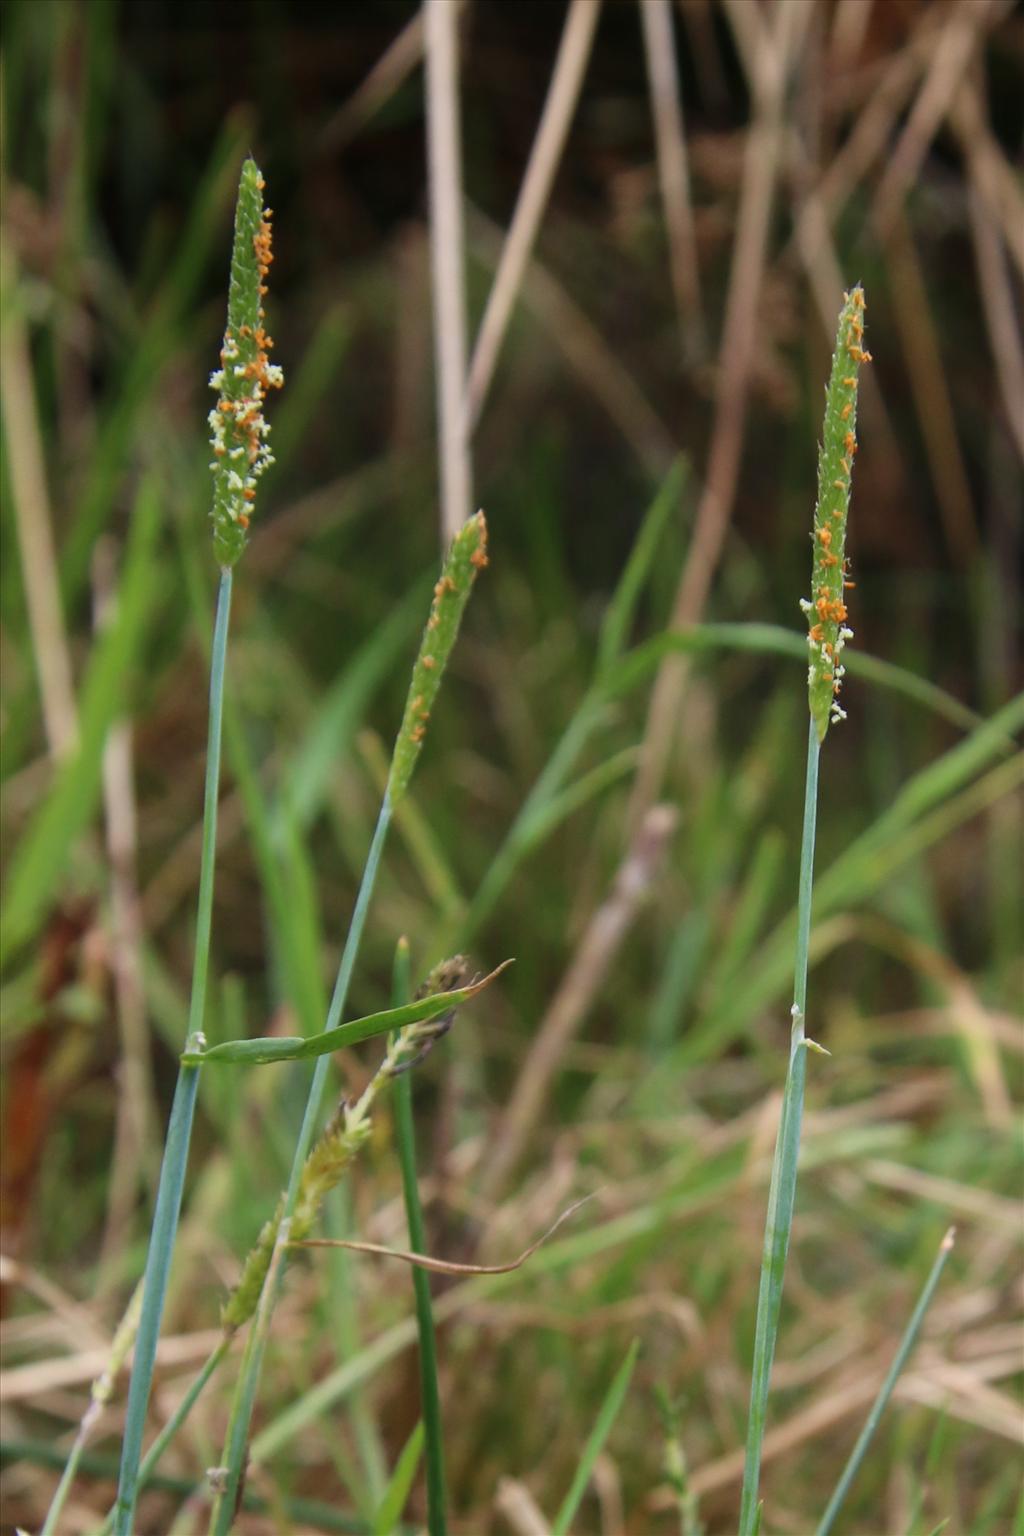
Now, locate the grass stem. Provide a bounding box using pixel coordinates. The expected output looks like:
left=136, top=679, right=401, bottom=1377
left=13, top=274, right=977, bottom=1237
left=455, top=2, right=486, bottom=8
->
left=815, top=1227, right=956, bottom=1536
left=207, top=797, right=393, bottom=1533
left=112, top=566, right=232, bottom=1536
left=96, top=1336, right=232, bottom=1536
left=391, top=938, right=448, bottom=1535
left=737, top=714, right=820, bottom=1535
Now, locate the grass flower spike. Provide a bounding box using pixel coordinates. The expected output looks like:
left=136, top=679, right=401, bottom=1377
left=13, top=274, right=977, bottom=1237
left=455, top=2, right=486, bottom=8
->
left=208, top=157, right=283, bottom=566
left=389, top=510, right=488, bottom=803
left=738, top=287, right=870, bottom=1535
left=802, top=285, right=869, bottom=740
left=109, top=159, right=277, bottom=1536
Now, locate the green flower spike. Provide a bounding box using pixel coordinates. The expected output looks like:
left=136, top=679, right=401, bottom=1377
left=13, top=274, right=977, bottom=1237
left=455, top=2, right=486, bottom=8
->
left=802, top=285, right=869, bottom=741
left=208, top=158, right=283, bottom=567
left=388, top=510, right=488, bottom=804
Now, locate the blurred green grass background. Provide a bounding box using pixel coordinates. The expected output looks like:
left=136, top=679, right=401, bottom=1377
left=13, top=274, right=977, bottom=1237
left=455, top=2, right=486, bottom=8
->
left=1, top=1, right=1021, bottom=1532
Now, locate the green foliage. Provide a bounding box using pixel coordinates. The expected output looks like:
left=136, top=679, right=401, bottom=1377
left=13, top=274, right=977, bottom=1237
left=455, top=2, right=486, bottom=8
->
left=551, top=1340, right=640, bottom=1535
left=182, top=960, right=511, bottom=1065
left=2, top=8, right=1019, bottom=1534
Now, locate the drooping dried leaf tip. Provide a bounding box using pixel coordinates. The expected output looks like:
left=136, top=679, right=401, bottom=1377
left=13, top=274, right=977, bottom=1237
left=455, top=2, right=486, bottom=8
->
left=801, top=286, right=869, bottom=741
left=208, top=158, right=284, bottom=567
left=388, top=510, right=488, bottom=803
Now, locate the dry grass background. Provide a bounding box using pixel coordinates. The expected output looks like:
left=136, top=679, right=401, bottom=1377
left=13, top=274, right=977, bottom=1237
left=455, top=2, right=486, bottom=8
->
left=1, top=1, right=1022, bottom=1532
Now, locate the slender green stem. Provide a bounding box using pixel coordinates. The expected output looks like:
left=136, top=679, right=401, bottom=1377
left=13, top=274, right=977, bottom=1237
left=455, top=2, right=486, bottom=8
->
left=738, top=716, right=820, bottom=1536
left=42, top=1412, right=97, bottom=1536
left=96, top=1336, right=232, bottom=1535
left=815, top=1228, right=955, bottom=1536
left=552, top=1339, right=640, bottom=1536
left=208, top=797, right=393, bottom=1534
left=391, top=938, right=447, bottom=1536
left=113, top=567, right=232, bottom=1536
left=1, top=1434, right=394, bottom=1534
left=43, top=1283, right=144, bottom=1536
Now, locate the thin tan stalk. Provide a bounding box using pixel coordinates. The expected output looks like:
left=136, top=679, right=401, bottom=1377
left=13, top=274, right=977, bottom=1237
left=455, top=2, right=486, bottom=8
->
left=872, top=0, right=1002, bottom=239
left=1, top=248, right=78, bottom=760
left=786, top=15, right=937, bottom=274
left=788, top=155, right=905, bottom=501
left=495, top=1477, right=552, bottom=1536
left=94, top=540, right=157, bottom=1269
left=467, top=205, right=676, bottom=477
left=949, top=80, right=1024, bottom=282
left=463, top=0, right=602, bottom=435
left=958, top=101, right=1024, bottom=465
left=480, top=805, right=677, bottom=1205
left=425, top=0, right=471, bottom=543
left=319, top=10, right=425, bottom=153
left=885, top=210, right=978, bottom=563
left=628, top=0, right=809, bottom=825
left=828, top=0, right=874, bottom=69
left=674, top=0, right=728, bottom=115
left=640, top=0, right=704, bottom=358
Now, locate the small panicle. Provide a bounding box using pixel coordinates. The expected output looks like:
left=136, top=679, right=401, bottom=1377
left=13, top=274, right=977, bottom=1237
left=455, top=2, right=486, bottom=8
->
left=802, top=286, right=868, bottom=741
left=208, top=159, right=284, bottom=568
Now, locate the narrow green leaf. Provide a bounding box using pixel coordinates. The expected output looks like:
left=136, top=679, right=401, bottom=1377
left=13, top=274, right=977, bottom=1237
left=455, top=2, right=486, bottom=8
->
left=282, top=581, right=427, bottom=830
left=372, top=1424, right=425, bottom=1536
left=598, top=624, right=991, bottom=738
left=551, top=1339, right=640, bottom=1536
left=113, top=567, right=233, bottom=1536
left=738, top=719, right=821, bottom=1535
left=815, top=1229, right=956, bottom=1536
left=2, top=475, right=162, bottom=965
left=596, top=456, right=687, bottom=677
left=183, top=961, right=512, bottom=1065
left=392, top=940, right=447, bottom=1536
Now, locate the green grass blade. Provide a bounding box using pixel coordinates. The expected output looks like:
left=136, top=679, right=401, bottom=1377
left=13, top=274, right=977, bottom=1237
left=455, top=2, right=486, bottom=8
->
left=112, top=568, right=233, bottom=1536
left=392, top=938, right=447, bottom=1536
left=208, top=515, right=488, bottom=1528
left=324, top=1186, right=389, bottom=1514
left=40, top=1283, right=143, bottom=1536
left=183, top=960, right=511, bottom=1065
left=5, top=1433, right=393, bottom=1534
left=599, top=624, right=993, bottom=738
left=815, top=1228, right=956, bottom=1536
left=676, top=704, right=1023, bottom=1066
left=280, top=580, right=429, bottom=832
left=704, top=827, right=785, bottom=1007
left=373, top=1423, right=425, bottom=1536
left=270, top=303, right=351, bottom=474
left=596, top=457, right=687, bottom=678
left=207, top=799, right=393, bottom=1536
left=551, top=1339, right=640, bottom=1536
left=738, top=719, right=821, bottom=1535
left=95, top=1336, right=232, bottom=1536
left=1, top=475, right=162, bottom=964
left=463, top=745, right=637, bottom=940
